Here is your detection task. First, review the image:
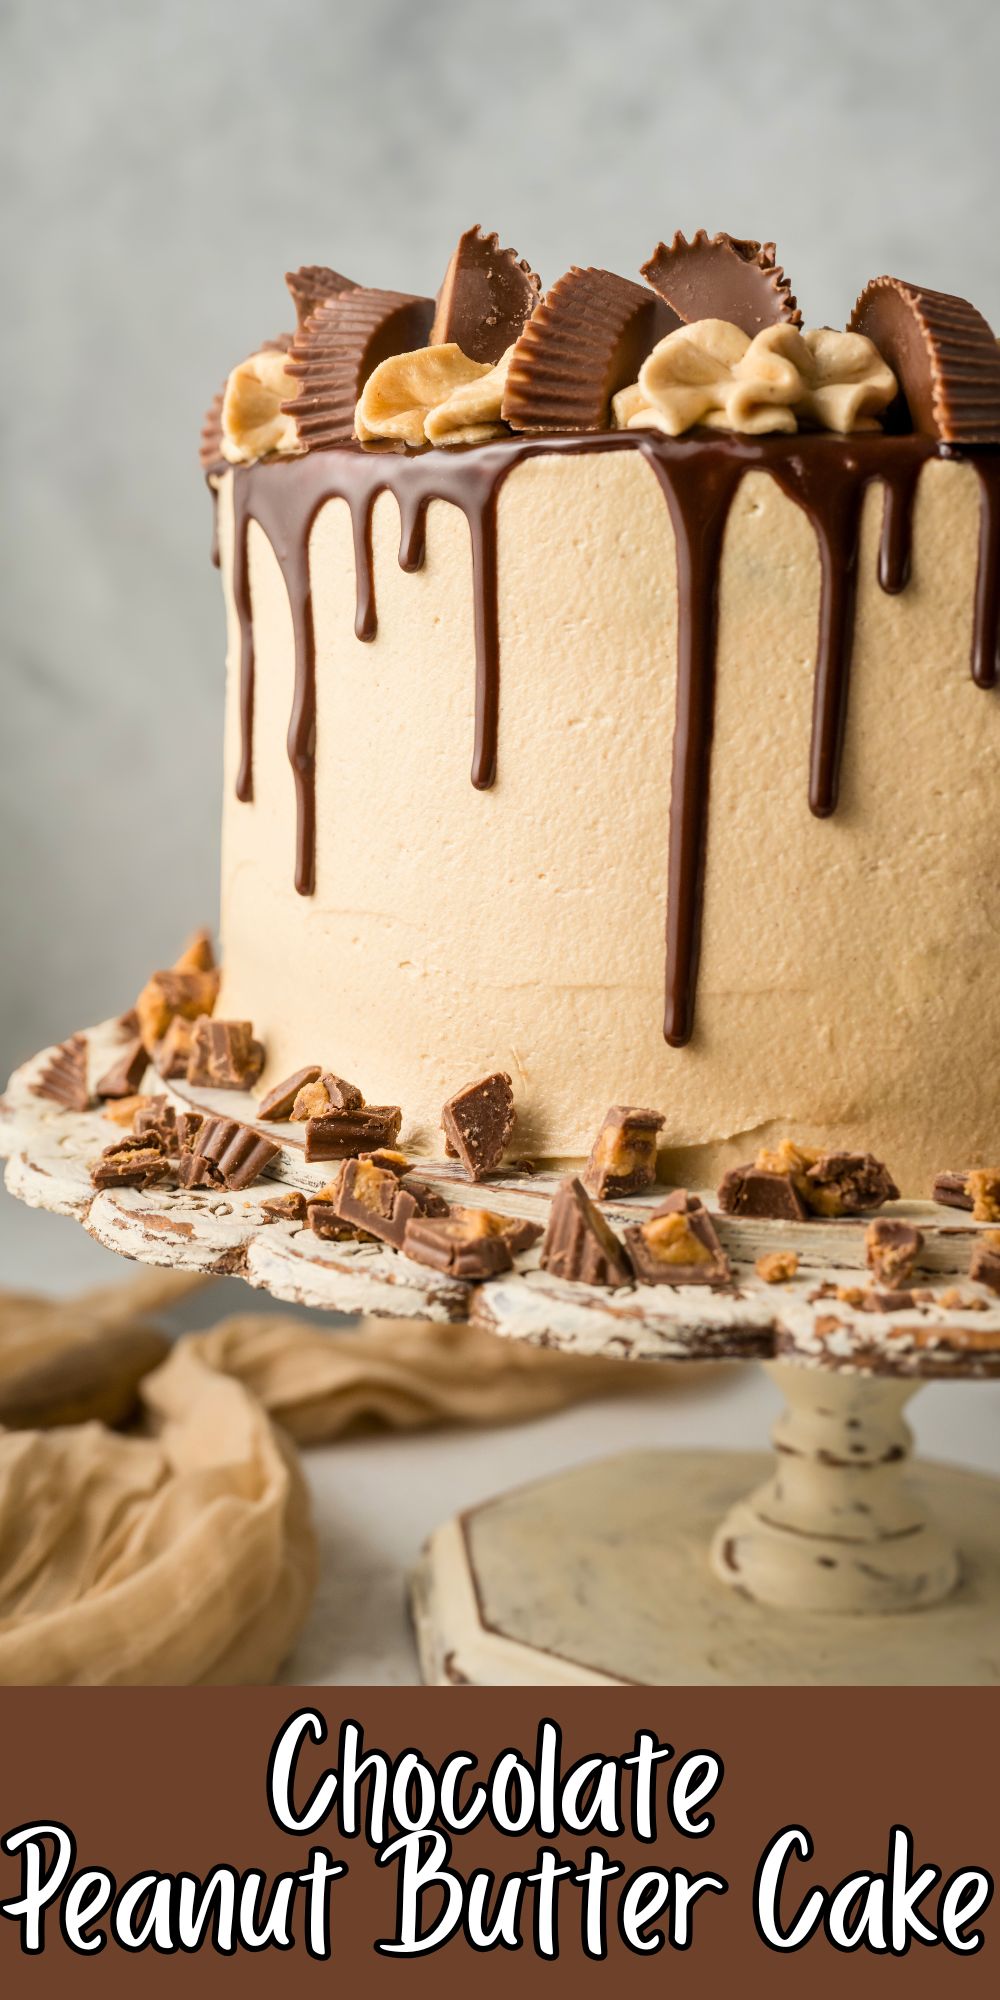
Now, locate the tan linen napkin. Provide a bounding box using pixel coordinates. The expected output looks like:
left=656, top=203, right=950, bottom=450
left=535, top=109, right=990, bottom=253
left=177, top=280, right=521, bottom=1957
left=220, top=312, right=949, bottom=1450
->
left=0, top=1273, right=690, bottom=1684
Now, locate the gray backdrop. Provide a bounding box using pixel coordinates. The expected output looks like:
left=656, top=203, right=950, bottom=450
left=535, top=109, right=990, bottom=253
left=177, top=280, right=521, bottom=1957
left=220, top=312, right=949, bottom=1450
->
left=2, top=0, right=999, bottom=1290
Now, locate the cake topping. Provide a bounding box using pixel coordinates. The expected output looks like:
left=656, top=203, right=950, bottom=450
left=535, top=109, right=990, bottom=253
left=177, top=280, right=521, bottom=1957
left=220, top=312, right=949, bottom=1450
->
left=326, top=1155, right=420, bottom=1249
left=614, top=321, right=896, bottom=438
left=540, top=1176, right=633, bottom=1288
left=361, top=1148, right=410, bottom=1178
left=641, top=231, right=800, bottom=334
left=848, top=277, right=1000, bottom=442
left=283, top=287, right=435, bottom=448
left=932, top=1171, right=973, bottom=1212
left=717, top=1161, right=810, bottom=1222
left=866, top=1219, right=923, bottom=1288
left=624, top=1189, right=731, bottom=1286
left=173, top=928, right=216, bottom=974
left=260, top=1188, right=308, bottom=1222
left=257, top=1066, right=323, bottom=1121
left=502, top=267, right=668, bottom=433
left=290, top=1072, right=365, bottom=1119
left=181, top=1114, right=279, bottom=1191
left=440, top=1071, right=515, bottom=1180
left=582, top=1105, right=664, bottom=1200
left=970, top=1237, right=1000, bottom=1294
left=355, top=343, right=498, bottom=447
left=403, top=1209, right=514, bottom=1280
left=430, top=226, right=541, bottom=366
left=31, top=1034, right=92, bottom=1114
left=755, top=1250, right=799, bottom=1283
left=185, top=1018, right=265, bottom=1090
left=152, top=1017, right=194, bottom=1080
left=307, top=1196, right=367, bottom=1241
left=803, top=1150, right=900, bottom=1216
left=94, top=1038, right=148, bottom=1101
left=304, top=1105, right=403, bottom=1161
left=965, top=1169, right=1000, bottom=1223
left=222, top=345, right=301, bottom=464
left=135, top=966, right=220, bottom=1054
left=285, top=263, right=356, bottom=329
left=719, top=1141, right=898, bottom=1220
left=89, top=1134, right=170, bottom=1190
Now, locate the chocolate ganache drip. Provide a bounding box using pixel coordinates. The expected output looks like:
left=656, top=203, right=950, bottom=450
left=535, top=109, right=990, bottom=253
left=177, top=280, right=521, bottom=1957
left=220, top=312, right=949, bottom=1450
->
left=222, top=430, right=1000, bottom=1037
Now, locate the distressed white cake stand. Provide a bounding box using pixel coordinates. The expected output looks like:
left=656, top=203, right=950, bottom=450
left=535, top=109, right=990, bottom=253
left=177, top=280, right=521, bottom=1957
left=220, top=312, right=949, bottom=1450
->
left=4, top=1018, right=1000, bottom=1687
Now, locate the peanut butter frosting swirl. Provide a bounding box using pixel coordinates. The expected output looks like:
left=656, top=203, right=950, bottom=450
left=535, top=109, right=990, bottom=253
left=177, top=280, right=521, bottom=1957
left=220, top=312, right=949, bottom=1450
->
left=613, top=320, right=897, bottom=438
left=355, top=342, right=512, bottom=447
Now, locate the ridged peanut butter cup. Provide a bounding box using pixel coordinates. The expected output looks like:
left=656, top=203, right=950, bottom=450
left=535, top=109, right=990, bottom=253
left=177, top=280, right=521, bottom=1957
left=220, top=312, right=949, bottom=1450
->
left=849, top=276, right=1000, bottom=442
left=285, top=263, right=357, bottom=329
left=430, top=226, right=541, bottom=366
left=199, top=386, right=225, bottom=469
left=30, top=1034, right=92, bottom=1114
left=283, top=287, right=435, bottom=447
left=502, top=266, right=669, bottom=432
left=641, top=229, right=801, bottom=334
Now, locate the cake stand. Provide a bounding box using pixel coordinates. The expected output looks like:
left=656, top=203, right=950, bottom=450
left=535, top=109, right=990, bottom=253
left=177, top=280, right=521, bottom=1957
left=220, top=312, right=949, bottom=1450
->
left=3, top=1016, right=1000, bottom=1687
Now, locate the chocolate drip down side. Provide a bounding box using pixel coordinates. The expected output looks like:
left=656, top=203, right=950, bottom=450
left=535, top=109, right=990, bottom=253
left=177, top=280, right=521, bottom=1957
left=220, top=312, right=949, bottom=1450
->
left=224, top=429, right=999, bottom=1041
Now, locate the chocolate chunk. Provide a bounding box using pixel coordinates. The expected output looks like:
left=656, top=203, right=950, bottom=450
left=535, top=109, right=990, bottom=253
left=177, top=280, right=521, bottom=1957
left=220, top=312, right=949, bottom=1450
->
left=185, top=1018, right=265, bottom=1090
left=176, top=1152, right=224, bottom=1191
left=440, top=1071, right=515, bottom=1180
left=970, top=1240, right=1000, bottom=1295
left=133, top=1096, right=176, bottom=1140
left=94, top=1037, right=148, bottom=1101
left=849, top=276, right=1000, bottom=442
left=285, top=263, right=357, bottom=329
left=31, top=1034, right=92, bottom=1114
left=430, top=226, right=541, bottom=366
left=624, top=1189, right=731, bottom=1287
left=260, top=1189, right=308, bottom=1223
left=199, top=385, right=225, bottom=469
left=866, top=1287, right=926, bottom=1313
left=717, top=1164, right=810, bottom=1222
left=135, top=968, right=220, bottom=1054
left=329, top=1156, right=421, bottom=1249
left=503, top=267, right=671, bottom=433
left=755, top=1250, right=799, bottom=1283
left=540, top=1176, right=633, bottom=1289
left=89, top=1136, right=170, bottom=1190
left=641, top=230, right=801, bottom=335
left=932, top=1171, right=973, bottom=1212
left=966, top=1169, right=1000, bottom=1223
left=307, top=1199, right=366, bottom=1241
left=304, top=1106, right=403, bottom=1162
left=257, top=1066, right=323, bottom=1122
left=866, top=1219, right=923, bottom=1288
left=153, top=1017, right=195, bottom=1080
left=804, top=1152, right=899, bottom=1216
left=184, top=1114, right=280, bottom=1192
left=177, top=1111, right=204, bottom=1153
left=362, top=1149, right=410, bottom=1177
left=445, top=1204, right=542, bottom=1254
left=403, top=1212, right=514, bottom=1280
left=582, top=1105, right=665, bottom=1200
left=284, top=287, right=435, bottom=448
left=291, top=1072, right=365, bottom=1120
left=404, top=1179, right=452, bottom=1217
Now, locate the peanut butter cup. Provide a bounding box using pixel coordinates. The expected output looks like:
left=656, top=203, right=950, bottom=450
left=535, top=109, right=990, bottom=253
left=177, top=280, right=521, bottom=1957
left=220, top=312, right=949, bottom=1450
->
left=284, top=288, right=435, bottom=447
left=431, top=226, right=541, bottom=366
left=849, top=277, right=1000, bottom=442
left=31, top=1034, right=92, bottom=1114
left=502, top=267, right=669, bottom=432
left=285, top=263, right=357, bottom=329
left=540, top=1177, right=633, bottom=1288
left=641, top=231, right=800, bottom=334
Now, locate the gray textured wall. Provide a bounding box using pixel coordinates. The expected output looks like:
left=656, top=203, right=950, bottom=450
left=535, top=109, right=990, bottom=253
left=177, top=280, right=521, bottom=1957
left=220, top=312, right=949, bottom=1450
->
left=2, top=0, right=999, bottom=1237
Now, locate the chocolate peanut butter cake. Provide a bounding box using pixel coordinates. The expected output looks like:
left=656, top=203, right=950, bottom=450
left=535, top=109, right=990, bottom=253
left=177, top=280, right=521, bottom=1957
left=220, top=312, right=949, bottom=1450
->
left=203, top=228, right=1000, bottom=1192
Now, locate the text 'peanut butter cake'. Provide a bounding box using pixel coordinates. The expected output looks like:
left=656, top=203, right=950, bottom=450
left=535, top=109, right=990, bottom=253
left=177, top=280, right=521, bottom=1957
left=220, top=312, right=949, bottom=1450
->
left=201, top=228, right=1000, bottom=1195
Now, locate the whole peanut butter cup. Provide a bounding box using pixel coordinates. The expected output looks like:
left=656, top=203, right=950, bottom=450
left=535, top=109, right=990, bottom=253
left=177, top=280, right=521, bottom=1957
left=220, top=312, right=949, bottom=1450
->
left=641, top=230, right=800, bottom=334
left=849, top=276, right=1000, bottom=441
left=502, top=267, right=670, bottom=433
left=284, top=287, right=435, bottom=447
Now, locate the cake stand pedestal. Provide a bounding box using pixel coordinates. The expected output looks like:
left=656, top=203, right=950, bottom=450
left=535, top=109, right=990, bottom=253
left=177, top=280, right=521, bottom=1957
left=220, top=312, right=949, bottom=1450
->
left=4, top=1019, right=1000, bottom=1686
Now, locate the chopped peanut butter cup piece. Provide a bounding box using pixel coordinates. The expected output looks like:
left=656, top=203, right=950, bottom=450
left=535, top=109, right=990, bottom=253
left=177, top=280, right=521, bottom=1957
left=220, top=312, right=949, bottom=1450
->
left=540, top=1177, right=633, bottom=1289
left=285, top=263, right=357, bottom=329
left=965, top=1169, right=1000, bottom=1224
left=94, top=1038, right=147, bottom=1101
left=31, top=1034, right=92, bottom=1114
left=452, top=1207, right=544, bottom=1255
left=199, top=385, right=226, bottom=469
left=261, top=1188, right=308, bottom=1223
left=641, top=231, right=801, bottom=335
left=582, top=1105, right=665, bottom=1200
left=932, top=1171, right=973, bottom=1212
left=283, top=287, right=435, bottom=448
left=327, top=1156, right=421, bottom=1249
left=89, top=1135, right=170, bottom=1190
left=624, top=1190, right=731, bottom=1287
left=803, top=1151, right=899, bottom=1216
left=102, top=1092, right=151, bottom=1130
left=362, top=1148, right=410, bottom=1178
left=503, top=267, right=670, bottom=433
left=404, top=1210, right=514, bottom=1280
left=866, top=1219, right=923, bottom=1288
left=291, top=1073, right=365, bottom=1120
left=431, top=226, right=541, bottom=366
left=257, top=1066, right=323, bottom=1122
left=185, top=1018, right=265, bottom=1091
left=970, top=1237, right=1000, bottom=1295
left=182, top=1114, right=279, bottom=1192
left=304, top=1106, right=403, bottom=1162
left=441, top=1072, right=515, bottom=1181
left=135, top=967, right=220, bottom=1054
left=173, top=928, right=216, bottom=975
left=755, top=1250, right=799, bottom=1284
left=153, top=1017, right=194, bottom=1080
left=717, top=1164, right=810, bottom=1222
left=849, top=276, right=1000, bottom=442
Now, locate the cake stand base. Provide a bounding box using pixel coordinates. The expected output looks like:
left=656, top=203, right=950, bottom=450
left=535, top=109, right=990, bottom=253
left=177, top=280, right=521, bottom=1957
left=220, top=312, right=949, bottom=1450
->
left=411, top=1448, right=1000, bottom=1686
